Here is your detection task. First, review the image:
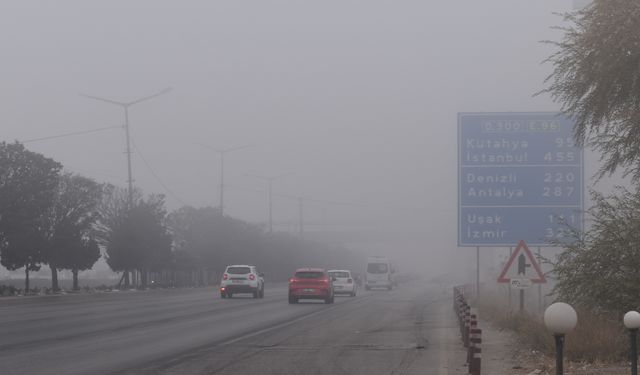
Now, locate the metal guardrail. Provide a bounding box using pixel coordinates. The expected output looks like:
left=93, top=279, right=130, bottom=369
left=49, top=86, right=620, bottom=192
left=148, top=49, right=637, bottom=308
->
left=454, top=285, right=482, bottom=375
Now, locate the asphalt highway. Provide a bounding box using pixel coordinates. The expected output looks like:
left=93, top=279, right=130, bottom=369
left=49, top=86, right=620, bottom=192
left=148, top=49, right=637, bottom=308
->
left=0, top=282, right=469, bottom=375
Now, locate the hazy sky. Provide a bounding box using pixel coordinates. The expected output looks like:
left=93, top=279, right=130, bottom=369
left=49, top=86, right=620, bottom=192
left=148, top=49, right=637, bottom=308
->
left=2, top=1, right=584, bottom=272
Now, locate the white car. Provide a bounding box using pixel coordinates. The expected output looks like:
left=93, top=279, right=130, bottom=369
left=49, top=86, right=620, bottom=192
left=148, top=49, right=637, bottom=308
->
left=328, top=269, right=357, bottom=297
left=220, top=265, right=264, bottom=298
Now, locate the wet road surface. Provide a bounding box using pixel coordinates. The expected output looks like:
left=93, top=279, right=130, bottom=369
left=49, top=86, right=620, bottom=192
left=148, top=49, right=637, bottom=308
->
left=0, top=282, right=469, bottom=374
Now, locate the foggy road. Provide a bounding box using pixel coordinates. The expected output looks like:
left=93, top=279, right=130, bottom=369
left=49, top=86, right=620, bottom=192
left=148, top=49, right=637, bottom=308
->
left=0, top=282, right=468, bottom=375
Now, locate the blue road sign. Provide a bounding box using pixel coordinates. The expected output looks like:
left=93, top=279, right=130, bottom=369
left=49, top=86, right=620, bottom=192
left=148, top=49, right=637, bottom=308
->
left=458, top=112, right=583, bottom=246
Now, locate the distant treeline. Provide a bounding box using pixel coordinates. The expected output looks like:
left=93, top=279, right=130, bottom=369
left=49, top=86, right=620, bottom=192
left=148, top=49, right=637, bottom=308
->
left=0, top=142, right=361, bottom=292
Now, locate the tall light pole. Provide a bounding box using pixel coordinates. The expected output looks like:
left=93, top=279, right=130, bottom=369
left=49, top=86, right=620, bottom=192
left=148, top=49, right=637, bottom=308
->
left=298, top=196, right=304, bottom=237
left=80, top=87, right=172, bottom=206
left=246, top=173, right=294, bottom=233
left=198, top=144, right=253, bottom=215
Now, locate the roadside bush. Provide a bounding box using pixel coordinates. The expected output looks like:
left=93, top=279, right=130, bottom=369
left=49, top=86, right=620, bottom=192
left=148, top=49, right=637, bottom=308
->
left=0, top=284, right=19, bottom=296
left=564, top=311, right=627, bottom=363
left=477, top=290, right=627, bottom=363
left=25, top=286, right=41, bottom=295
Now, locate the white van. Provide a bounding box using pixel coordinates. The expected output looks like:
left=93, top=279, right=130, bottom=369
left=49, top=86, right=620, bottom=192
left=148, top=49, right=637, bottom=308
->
left=365, top=256, right=397, bottom=290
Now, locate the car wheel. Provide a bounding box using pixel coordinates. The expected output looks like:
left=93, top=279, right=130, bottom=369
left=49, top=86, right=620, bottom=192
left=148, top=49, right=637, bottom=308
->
left=288, top=295, right=297, bottom=304
left=221, top=292, right=226, bottom=298
left=326, top=295, right=334, bottom=304
left=259, top=287, right=264, bottom=298
left=253, top=290, right=259, bottom=298
left=228, top=293, right=233, bottom=298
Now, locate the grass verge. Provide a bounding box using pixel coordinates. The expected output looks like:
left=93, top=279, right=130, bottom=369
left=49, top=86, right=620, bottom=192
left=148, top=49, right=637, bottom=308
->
left=476, top=290, right=628, bottom=364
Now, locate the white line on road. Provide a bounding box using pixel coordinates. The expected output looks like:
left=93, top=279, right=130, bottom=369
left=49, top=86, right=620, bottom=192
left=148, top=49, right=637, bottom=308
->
left=218, top=301, right=351, bottom=347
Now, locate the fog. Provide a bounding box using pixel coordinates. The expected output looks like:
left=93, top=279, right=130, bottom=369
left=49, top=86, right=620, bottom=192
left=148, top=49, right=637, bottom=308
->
left=2, top=0, right=594, bottom=278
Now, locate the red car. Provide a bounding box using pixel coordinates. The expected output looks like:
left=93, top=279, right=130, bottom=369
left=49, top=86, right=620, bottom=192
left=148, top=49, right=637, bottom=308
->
left=288, top=268, right=334, bottom=304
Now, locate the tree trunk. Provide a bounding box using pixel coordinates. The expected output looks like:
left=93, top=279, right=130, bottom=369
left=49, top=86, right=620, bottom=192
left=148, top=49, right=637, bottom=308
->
left=24, top=267, right=30, bottom=293
left=72, top=269, right=79, bottom=290
left=141, top=268, right=147, bottom=288
left=51, top=264, right=59, bottom=292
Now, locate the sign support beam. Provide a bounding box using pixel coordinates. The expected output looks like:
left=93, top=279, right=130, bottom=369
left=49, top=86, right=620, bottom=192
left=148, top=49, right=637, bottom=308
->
left=537, top=246, right=542, bottom=312
left=509, top=247, right=513, bottom=308
left=476, top=246, right=480, bottom=297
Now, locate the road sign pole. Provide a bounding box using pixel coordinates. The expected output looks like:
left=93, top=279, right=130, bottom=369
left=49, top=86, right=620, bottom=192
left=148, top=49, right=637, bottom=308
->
left=508, top=247, right=513, bottom=309
left=476, top=246, right=480, bottom=298
left=498, top=241, right=546, bottom=311
left=537, top=246, right=542, bottom=312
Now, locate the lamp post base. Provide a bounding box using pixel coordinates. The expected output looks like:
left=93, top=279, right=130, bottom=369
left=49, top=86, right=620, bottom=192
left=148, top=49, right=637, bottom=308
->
left=631, top=329, right=638, bottom=375
left=554, top=334, right=564, bottom=375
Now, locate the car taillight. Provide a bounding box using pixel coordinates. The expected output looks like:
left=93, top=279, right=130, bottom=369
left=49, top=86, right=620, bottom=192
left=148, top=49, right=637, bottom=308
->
left=347, top=278, right=353, bottom=284
left=223, top=274, right=228, bottom=280
left=249, top=274, right=256, bottom=281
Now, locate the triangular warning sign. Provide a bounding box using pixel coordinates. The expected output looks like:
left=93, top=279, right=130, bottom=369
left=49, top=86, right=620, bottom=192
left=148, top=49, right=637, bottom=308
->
left=497, top=240, right=546, bottom=283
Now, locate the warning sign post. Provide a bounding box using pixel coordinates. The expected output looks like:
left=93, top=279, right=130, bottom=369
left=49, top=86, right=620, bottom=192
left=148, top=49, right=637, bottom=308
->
left=498, top=240, right=546, bottom=283
left=498, top=240, right=546, bottom=312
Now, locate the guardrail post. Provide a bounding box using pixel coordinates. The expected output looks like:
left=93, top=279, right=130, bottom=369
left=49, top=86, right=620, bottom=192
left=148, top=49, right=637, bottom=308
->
left=467, top=314, right=477, bottom=364
left=459, top=302, right=467, bottom=340
left=458, top=301, right=466, bottom=338
left=473, top=346, right=482, bottom=375
left=468, top=328, right=482, bottom=375
left=463, top=305, right=471, bottom=348
left=454, top=285, right=482, bottom=374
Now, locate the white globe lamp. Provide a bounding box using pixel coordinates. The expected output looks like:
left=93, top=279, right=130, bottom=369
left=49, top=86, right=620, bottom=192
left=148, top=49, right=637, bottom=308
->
left=544, top=302, right=578, bottom=334
left=624, top=311, right=640, bottom=375
left=624, top=311, right=640, bottom=330
left=544, top=302, right=577, bottom=375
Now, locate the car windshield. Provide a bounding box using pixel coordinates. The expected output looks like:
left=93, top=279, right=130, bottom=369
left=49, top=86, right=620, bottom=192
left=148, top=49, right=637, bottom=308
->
left=367, top=263, right=388, bottom=274
left=294, top=271, right=325, bottom=279
left=227, top=267, right=251, bottom=274
left=329, top=271, right=349, bottom=278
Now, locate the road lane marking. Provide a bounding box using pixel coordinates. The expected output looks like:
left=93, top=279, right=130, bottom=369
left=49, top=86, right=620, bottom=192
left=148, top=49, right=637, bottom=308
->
left=218, top=299, right=359, bottom=347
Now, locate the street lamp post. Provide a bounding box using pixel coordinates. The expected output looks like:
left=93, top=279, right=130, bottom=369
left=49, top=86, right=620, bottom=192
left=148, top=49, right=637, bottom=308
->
left=544, top=302, right=578, bottom=375
left=80, top=87, right=172, bottom=206
left=624, top=311, right=640, bottom=375
left=298, top=196, right=304, bottom=236
left=198, top=144, right=253, bottom=216
left=246, top=173, right=293, bottom=233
